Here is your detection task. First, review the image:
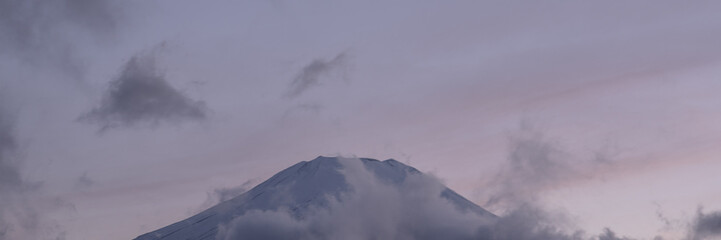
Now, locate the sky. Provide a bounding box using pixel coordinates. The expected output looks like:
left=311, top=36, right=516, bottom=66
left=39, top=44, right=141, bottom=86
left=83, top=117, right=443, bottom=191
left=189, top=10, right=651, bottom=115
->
left=1, top=1, right=721, bottom=239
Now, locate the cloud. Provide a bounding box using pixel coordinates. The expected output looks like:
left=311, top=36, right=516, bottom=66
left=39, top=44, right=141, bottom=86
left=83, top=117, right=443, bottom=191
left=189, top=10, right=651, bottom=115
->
left=487, top=204, right=586, bottom=240
left=0, top=0, right=119, bottom=78
left=597, top=228, right=635, bottom=240
left=477, top=202, right=647, bottom=240
left=216, top=158, right=492, bottom=240
left=285, top=53, right=349, bottom=99
left=484, top=122, right=591, bottom=209
left=213, top=157, right=645, bottom=240
left=0, top=103, right=67, bottom=240
left=653, top=202, right=684, bottom=233
left=79, top=50, right=207, bottom=131
left=209, top=183, right=252, bottom=203
left=477, top=123, right=721, bottom=240
left=196, top=180, right=256, bottom=213
left=0, top=110, right=35, bottom=240
left=687, top=208, right=721, bottom=240
left=469, top=122, right=647, bottom=240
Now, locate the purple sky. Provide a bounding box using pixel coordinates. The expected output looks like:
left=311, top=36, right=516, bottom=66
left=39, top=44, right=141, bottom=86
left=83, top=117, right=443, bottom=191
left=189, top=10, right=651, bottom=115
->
left=1, top=1, right=721, bottom=239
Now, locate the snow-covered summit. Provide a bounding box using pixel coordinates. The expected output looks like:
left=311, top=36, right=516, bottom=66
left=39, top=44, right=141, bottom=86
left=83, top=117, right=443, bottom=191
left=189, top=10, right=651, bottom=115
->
left=135, top=156, right=495, bottom=240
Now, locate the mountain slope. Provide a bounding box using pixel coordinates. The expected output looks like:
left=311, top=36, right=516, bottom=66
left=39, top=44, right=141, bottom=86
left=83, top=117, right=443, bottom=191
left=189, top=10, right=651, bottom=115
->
left=135, top=156, right=495, bottom=240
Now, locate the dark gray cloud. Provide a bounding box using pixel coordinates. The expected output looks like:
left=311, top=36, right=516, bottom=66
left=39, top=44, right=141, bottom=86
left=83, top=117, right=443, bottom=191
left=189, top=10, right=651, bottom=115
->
left=0, top=0, right=119, bottom=79
left=687, top=208, right=721, bottom=240
left=285, top=53, right=349, bottom=99
left=597, top=228, right=636, bottom=240
left=80, top=51, right=207, bottom=131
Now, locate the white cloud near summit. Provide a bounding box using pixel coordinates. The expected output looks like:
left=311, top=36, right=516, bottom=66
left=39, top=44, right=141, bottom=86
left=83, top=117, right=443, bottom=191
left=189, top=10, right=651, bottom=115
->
left=216, top=159, right=492, bottom=240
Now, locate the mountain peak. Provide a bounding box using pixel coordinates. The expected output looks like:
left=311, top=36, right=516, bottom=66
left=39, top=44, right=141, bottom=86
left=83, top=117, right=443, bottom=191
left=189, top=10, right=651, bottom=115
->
left=135, top=157, right=494, bottom=240
left=308, top=156, right=407, bottom=168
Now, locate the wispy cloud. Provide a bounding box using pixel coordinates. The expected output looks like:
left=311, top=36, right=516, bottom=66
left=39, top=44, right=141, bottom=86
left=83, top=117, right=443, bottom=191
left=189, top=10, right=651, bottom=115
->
left=474, top=122, right=645, bottom=240
left=484, top=122, right=613, bottom=210
left=0, top=0, right=119, bottom=79
left=195, top=180, right=256, bottom=213
left=79, top=49, right=207, bottom=131
left=285, top=53, right=349, bottom=99
left=475, top=122, right=721, bottom=240
left=0, top=103, right=67, bottom=240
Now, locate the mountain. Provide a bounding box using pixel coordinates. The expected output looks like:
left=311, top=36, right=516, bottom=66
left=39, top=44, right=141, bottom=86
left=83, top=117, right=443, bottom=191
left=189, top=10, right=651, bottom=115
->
left=134, top=156, right=496, bottom=240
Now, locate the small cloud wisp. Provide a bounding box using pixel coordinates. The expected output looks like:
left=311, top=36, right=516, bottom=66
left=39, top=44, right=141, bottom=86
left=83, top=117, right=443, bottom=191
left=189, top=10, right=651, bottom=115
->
left=285, top=53, right=349, bottom=99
